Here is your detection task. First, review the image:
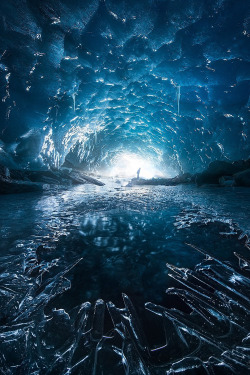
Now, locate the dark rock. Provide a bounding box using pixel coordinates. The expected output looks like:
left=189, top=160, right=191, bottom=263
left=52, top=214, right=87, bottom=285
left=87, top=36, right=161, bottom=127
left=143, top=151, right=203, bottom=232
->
left=129, top=177, right=171, bottom=186
left=0, top=162, right=105, bottom=194
left=219, top=176, right=235, bottom=187
left=0, top=178, right=43, bottom=194
left=196, top=159, right=250, bottom=186
left=0, top=163, right=44, bottom=194
left=69, top=170, right=105, bottom=186
left=129, top=173, right=192, bottom=186
left=9, top=169, right=30, bottom=181
left=234, top=169, right=250, bottom=187
left=171, top=173, right=192, bottom=184
left=25, top=169, right=105, bottom=186
left=68, top=170, right=88, bottom=185
left=196, top=161, right=236, bottom=186
left=25, top=170, right=62, bottom=184
left=207, top=160, right=240, bottom=175
left=233, top=159, right=250, bottom=170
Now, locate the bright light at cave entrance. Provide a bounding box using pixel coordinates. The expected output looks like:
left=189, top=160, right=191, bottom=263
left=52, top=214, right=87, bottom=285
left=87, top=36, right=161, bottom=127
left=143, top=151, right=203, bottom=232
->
left=108, top=153, right=163, bottom=179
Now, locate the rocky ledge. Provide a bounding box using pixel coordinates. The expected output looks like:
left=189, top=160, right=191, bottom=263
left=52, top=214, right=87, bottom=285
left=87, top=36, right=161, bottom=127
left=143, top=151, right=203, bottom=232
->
left=0, top=165, right=105, bottom=194
left=129, top=159, right=250, bottom=188
left=195, top=159, right=250, bottom=187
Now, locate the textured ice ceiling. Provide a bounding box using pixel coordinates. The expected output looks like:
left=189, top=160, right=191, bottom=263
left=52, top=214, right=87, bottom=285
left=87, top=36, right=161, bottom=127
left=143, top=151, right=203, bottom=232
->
left=0, top=0, right=249, bottom=173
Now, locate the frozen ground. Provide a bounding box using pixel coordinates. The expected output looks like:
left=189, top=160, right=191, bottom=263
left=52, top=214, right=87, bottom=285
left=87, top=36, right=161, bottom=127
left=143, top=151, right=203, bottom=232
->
left=0, top=182, right=250, bottom=374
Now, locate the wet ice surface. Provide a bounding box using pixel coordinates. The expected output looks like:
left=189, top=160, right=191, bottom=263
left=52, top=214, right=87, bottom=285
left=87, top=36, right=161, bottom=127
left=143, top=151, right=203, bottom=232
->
left=0, top=181, right=250, bottom=374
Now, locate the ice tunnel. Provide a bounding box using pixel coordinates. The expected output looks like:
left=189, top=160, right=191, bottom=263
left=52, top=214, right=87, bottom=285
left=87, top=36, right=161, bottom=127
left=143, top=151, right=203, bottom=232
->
left=0, top=0, right=249, bottom=174
left=0, top=0, right=250, bottom=374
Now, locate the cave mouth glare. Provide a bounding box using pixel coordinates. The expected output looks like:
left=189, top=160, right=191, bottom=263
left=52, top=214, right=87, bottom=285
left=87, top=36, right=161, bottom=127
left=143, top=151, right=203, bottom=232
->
left=0, top=0, right=249, bottom=174
left=104, top=152, right=166, bottom=179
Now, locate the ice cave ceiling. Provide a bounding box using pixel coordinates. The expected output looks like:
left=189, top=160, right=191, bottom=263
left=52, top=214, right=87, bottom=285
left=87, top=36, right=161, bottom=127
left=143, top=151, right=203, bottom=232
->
left=0, top=0, right=249, bottom=174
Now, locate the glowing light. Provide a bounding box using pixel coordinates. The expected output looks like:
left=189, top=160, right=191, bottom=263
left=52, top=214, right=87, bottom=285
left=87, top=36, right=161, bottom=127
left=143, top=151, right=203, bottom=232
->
left=107, top=153, right=163, bottom=179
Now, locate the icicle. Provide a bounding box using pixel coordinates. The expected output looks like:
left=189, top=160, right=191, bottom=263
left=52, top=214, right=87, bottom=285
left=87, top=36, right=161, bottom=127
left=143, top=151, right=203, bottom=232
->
left=72, top=93, right=76, bottom=112
left=177, top=85, right=181, bottom=115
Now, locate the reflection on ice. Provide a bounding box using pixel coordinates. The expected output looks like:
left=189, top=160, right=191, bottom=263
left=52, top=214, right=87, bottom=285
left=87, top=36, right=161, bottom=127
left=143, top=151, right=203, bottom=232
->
left=0, top=183, right=249, bottom=373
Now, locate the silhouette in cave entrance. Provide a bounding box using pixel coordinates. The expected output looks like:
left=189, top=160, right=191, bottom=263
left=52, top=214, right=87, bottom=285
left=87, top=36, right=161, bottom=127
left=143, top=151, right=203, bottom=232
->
left=137, top=167, right=141, bottom=179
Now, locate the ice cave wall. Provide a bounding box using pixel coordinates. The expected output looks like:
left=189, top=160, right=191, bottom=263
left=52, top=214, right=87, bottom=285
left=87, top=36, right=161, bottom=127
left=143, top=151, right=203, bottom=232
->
left=0, top=0, right=249, bottom=173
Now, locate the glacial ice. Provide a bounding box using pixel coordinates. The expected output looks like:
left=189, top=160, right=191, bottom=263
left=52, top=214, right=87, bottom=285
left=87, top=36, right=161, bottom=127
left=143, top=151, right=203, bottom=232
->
left=0, top=184, right=250, bottom=373
left=0, top=242, right=249, bottom=374
left=0, top=0, right=249, bottom=173
left=0, top=0, right=249, bottom=373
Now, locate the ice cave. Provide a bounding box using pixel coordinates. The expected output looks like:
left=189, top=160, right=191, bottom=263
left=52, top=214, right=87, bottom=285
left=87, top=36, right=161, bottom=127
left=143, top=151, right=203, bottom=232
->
left=0, top=0, right=250, bottom=374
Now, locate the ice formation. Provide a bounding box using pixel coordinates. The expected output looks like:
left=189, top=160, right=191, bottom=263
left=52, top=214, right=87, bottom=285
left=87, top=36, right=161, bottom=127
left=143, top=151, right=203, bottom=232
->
left=0, top=0, right=249, bottom=374
left=0, top=0, right=249, bottom=173
left=0, top=239, right=249, bottom=374
left=0, top=184, right=250, bottom=374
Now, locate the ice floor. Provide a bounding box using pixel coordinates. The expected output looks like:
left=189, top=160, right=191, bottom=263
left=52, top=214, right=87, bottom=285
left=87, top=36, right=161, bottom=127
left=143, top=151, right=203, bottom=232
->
left=0, top=181, right=250, bottom=374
